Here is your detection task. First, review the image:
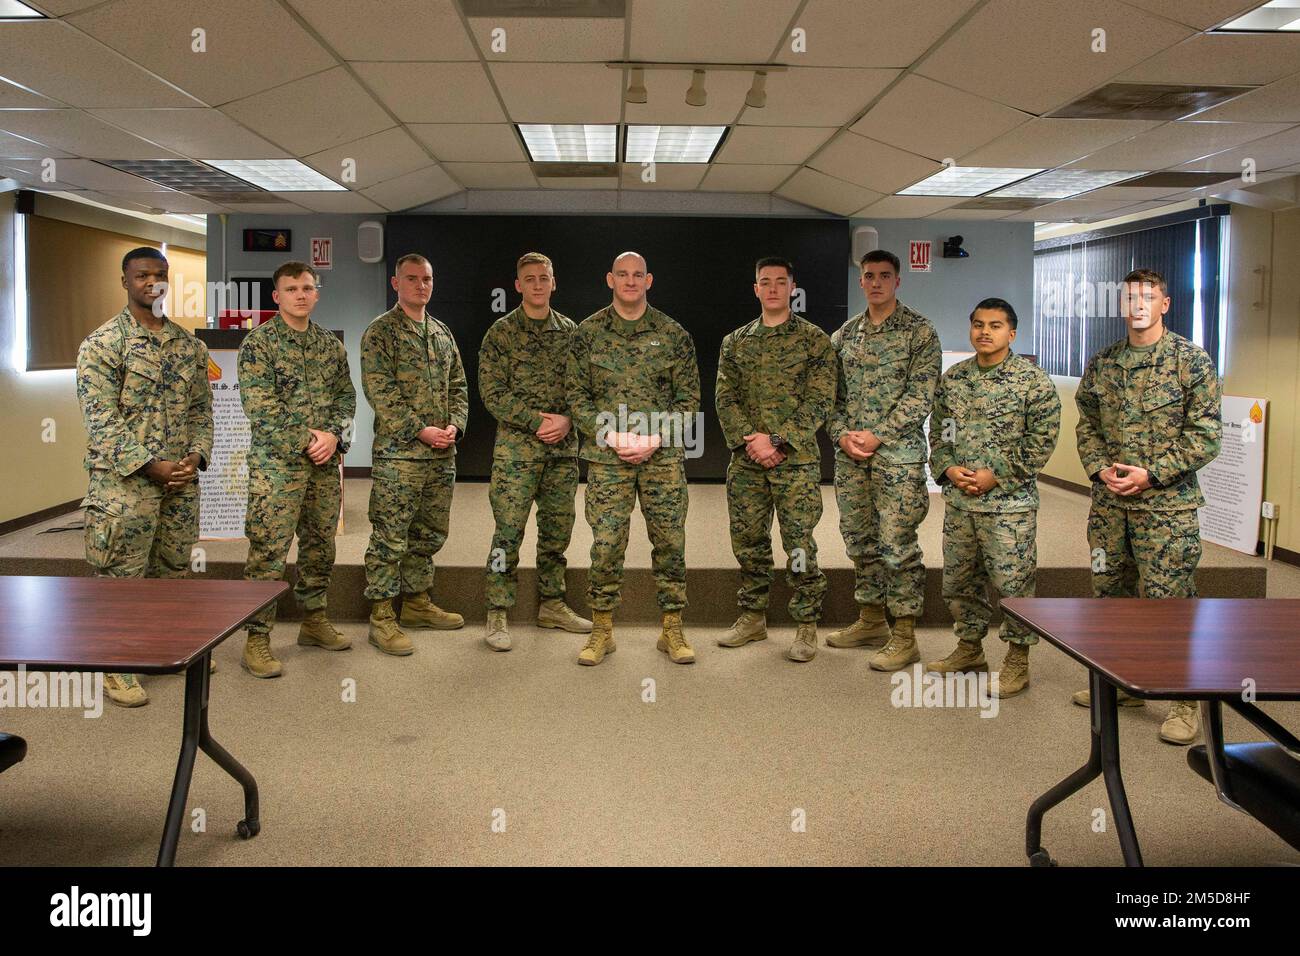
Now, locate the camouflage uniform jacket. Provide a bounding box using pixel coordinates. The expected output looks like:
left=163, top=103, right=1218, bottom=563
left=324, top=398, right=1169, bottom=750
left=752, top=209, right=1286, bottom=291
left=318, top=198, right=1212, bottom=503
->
left=829, top=301, right=941, bottom=467
left=76, top=307, right=213, bottom=476
left=715, top=313, right=834, bottom=468
left=479, top=306, right=578, bottom=461
left=239, top=313, right=356, bottom=466
left=929, top=353, right=1061, bottom=513
left=567, top=304, right=700, bottom=466
left=1076, top=329, right=1221, bottom=511
left=361, top=304, right=467, bottom=461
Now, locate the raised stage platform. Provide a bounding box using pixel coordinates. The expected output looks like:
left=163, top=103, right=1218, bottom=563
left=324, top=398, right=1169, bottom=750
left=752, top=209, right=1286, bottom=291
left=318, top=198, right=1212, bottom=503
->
left=0, top=480, right=1268, bottom=624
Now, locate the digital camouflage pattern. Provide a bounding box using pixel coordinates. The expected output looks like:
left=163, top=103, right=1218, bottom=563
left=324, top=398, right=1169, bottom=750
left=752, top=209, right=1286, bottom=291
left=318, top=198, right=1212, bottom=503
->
left=77, top=307, right=213, bottom=578
left=1088, top=504, right=1202, bottom=598
left=834, top=461, right=929, bottom=617
left=929, top=353, right=1061, bottom=513
left=942, top=508, right=1039, bottom=645
left=362, top=304, right=468, bottom=461
left=485, top=458, right=578, bottom=609
left=479, top=306, right=578, bottom=461
left=716, top=314, right=833, bottom=621
left=364, top=458, right=456, bottom=601
left=239, top=314, right=356, bottom=633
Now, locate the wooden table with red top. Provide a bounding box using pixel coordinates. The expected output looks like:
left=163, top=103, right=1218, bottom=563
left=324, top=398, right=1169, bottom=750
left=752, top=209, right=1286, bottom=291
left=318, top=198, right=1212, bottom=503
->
left=1000, top=597, right=1300, bottom=867
left=0, top=576, right=287, bottom=866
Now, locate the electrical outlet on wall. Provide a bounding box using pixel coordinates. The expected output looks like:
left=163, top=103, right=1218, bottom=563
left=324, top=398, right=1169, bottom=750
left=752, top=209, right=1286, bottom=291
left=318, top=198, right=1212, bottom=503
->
left=1261, top=501, right=1276, bottom=519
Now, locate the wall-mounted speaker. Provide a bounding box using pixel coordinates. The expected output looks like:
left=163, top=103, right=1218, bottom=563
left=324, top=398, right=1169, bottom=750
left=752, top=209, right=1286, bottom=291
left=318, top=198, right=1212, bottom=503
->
left=851, top=225, right=879, bottom=267
left=357, top=220, right=384, bottom=264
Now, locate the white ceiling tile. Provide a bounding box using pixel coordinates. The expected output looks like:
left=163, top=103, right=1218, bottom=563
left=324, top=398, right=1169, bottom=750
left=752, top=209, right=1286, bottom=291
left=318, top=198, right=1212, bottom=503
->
left=303, top=127, right=430, bottom=189
left=854, top=195, right=963, bottom=218
left=489, top=62, right=619, bottom=123
left=406, top=123, right=526, bottom=162
left=775, top=167, right=882, bottom=215
left=0, top=109, right=182, bottom=159
left=1071, top=184, right=1188, bottom=200
left=287, top=0, right=477, bottom=60
left=361, top=164, right=460, bottom=210
left=23, top=1, right=107, bottom=14
left=443, top=162, right=538, bottom=188
left=916, top=0, right=1193, bottom=114
left=1171, top=125, right=1300, bottom=173
left=116, top=192, right=230, bottom=214
left=269, top=190, right=385, bottom=213
left=467, top=15, right=624, bottom=61
left=537, top=175, right=618, bottom=190
left=738, top=67, right=899, bottom=126
left=714, top=125, right=834, bottom=165
left=960, top=118, right=1163, bottom=167
left=0, top=20, right=201, bottom=108
left=1064, top=121, right=1294, bottom=170
left=1119, top=34, right=1300, bottom=87
left=213, top=200, right=309, bottom=214
left=926, top=207, right=1022, bottom=219
left=618, top=163, right=707, bottom=190
left=1017, top=197, right=1142, bottom=218
left=630, top=0, right=800, bottom=64
left=809, top=131, right=943, bottom=193
left=1117, top=0, right=1258, bottom=30
left=698, top=164, right=797, bottom=192
left=69, top=0, right=337, bottom=106
left=851, top=75, right=1030, bottom=162
left=624, top=69, right=754, bottom=125
left=0, top=77, right=62, bottom=109
left=1192, top=72, right=1300, bottom=123
left=0, top=129, right=69, bottom=159
left=87, top=108, right=290, bottom=159
left=354, top=61, right=504, bottom=124
left=221, top=67, right=392, bottom=156
left=775, top=0, right=980, bottom=67
left=70, top=190, right=164, bottom=214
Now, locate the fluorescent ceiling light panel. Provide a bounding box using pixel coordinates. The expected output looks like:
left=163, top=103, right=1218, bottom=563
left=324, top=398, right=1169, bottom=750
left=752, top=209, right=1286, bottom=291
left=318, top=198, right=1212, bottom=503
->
left=1217, top=1, right=1300, bottom=31
left=899, top=166, right=1043, bottom=196
left=518, top=124, right=617, bottom=162
left=991, top=169, right=1147, bottom=199
left=0, top=1, right=45, bottom=18
left=204, top=159, right=345, bottom=191
left=624, top=125, right=726, bottom=163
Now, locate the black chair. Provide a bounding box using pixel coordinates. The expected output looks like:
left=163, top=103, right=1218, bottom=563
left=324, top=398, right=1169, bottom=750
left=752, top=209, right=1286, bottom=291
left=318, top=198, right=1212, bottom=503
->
left=1187, top=700, right=1300, bottom=853
left=0, top=732, right=26, bottom=774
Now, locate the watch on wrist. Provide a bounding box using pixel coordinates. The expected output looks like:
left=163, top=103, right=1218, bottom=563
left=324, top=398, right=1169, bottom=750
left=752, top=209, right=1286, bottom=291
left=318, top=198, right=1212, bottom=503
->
left=770, top=433, right=786, bottom=449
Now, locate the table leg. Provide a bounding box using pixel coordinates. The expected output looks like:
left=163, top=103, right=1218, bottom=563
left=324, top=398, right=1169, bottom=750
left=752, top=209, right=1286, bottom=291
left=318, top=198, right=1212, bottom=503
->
left=1025, top=671, right=1103, bottom=866
left=197, top=652, right=260, bottom=840
left=1094, top=675, right=1143, bottom=867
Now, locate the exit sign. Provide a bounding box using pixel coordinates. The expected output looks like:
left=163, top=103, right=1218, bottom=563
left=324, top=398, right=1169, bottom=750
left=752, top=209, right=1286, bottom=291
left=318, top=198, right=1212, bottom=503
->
left=311, top=237, right=333, bottom=270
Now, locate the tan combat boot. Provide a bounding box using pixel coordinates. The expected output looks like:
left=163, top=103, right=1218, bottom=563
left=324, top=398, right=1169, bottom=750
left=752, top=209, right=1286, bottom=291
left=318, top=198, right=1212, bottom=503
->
left=104, top=673, right=148, bottom=707
left=241, top=633, right=282, bottom=678
left=657, top=611, right=695, bottom=664
left=926, top=639, right=988, bottom=673
left=869, top=615, right=920, bottom=671
left=787, top=622, right=818, bottom=662
left=485, top=609, right=511, bottom=652
left=578, top=610, right=616, bottom=666
left=369, top=600, right=414, bottom=656
left=400, top=591, right=464, bottom=630
left=717, top=609, right=767, bottom=647
left=297, top=609, right=351, bottom=651
left=537, top=599, right=593, bottom=633
left=992, top=642, right=1030, bottom=698
left=826, top=604, right=892, bottom=648
left=1159, top=700, right=1200, bottom=745
left=1072, top=687, right=1145, bottom=708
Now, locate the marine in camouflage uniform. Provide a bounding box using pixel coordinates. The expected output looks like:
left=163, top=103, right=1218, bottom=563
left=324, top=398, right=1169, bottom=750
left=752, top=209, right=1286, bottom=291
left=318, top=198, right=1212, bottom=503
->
left=360, top=265, right=469, bottom=657
left=926, top=301, right=1060, bottom=696
left=1074, top=270, right=1221, bottom=743
left=715, top=271, right=834, bottom=662
left=567, top=255, right=701, bottom=665
left=240, top=266, right=356, bottom=676
left=827, top=256, right=941, bottom=671
left=77, top=249, right=213, bottom=706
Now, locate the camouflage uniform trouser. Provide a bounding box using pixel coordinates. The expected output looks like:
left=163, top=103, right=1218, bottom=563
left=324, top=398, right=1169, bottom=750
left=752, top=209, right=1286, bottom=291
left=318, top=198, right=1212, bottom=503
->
left=834, top=460, right=929, bottom=617
left=244, top=461, right=341, bottom=634
left=1087, top=501, right=1201, bottom=598
left=942, top=506, right=1038, bottom=645
left=486, top=457, right=578, bottom=610
left=726, top=459, right=827, bottom=622
left=82, top=469, right=198, bottom=579
left=363, top=458, right=456, bottom=601
left=586, top=458, right=687, bottom=612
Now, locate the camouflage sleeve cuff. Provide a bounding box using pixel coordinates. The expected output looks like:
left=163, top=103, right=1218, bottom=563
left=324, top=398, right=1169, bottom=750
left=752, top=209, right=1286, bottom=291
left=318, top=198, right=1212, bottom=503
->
left=115, top=445, right=155, bottom=478
left=189, top=451, right=209, bottom=472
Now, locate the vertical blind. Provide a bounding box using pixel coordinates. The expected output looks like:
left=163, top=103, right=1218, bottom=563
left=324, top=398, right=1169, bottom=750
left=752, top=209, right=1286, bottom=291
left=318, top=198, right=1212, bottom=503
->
left=1032, top=215, right=1224, bottom=377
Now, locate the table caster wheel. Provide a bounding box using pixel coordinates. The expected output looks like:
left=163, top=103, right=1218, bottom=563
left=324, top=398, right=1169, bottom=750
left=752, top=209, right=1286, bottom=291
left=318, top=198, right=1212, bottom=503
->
left=236, top=819, right=260, bottom=839
left=1028, top=849, right=1056, bottom=867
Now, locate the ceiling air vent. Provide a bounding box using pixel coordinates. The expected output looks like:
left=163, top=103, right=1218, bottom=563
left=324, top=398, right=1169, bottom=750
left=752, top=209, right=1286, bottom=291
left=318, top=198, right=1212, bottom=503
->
left=530, top=162, right=619, bottom=178
left=1048, top=83, right=1255, bottom=121
left=1112, top=172, right=1235, bottom=189
left=191, top=192, right=292, bottom=204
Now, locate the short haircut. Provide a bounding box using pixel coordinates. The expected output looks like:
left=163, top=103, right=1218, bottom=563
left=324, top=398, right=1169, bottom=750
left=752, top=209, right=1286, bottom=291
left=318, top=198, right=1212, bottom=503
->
left=272, top=260, right=320, bottom=287
left=122, top=246, right=167, bottom=274
left=861, top=249, right=901, bottom=274
left=755, top=256, right=794, bottom=279
left=1123, top=268, right=1167, bottom=296
left=394, top=253, right=431, bottom=274
left=970, top=297, right=1018, bottom=330
left=517, top=252, right=553, bottom=274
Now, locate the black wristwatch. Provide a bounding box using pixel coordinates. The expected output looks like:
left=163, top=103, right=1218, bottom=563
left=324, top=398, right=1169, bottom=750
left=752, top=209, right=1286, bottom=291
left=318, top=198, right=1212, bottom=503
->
left=770, top=433, right=786, bottom=449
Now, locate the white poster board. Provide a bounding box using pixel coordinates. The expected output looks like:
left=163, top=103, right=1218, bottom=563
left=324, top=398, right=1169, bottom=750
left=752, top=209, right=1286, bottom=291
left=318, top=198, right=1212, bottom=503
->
left=1198, top=395, right=1267, bottom=555
left=924, top=351, right=974, bottom=492
left=199, top=348, right=250, bottom=539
